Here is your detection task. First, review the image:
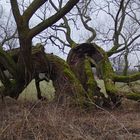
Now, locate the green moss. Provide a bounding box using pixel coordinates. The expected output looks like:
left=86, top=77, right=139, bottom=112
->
left=100, top=58, right=114, bottom=78
left=84, top=58, right=97, bottom=97
left=63, top=68, right=85, bottom=93
left=126, top=93, right=140, bottom=101
left=0, top=47, right=17, bottom=77
left=0, top=79, right=17, bottom=97
left=63, top=68, right=87, bottom=106
left=71, top=42, right=77, bottom=48
left=114, top=73, right=140, bottom=83
left=32, top=44, right=44, bottom=54
left=46, top=53, right=69, bottom=70
left=47, top=54, right=87, bottom=106
left=104, top=79, right=117, bottom=93
left=63, top=68, right=77, bottom=82
left=97, top=48, right=117, bottom=97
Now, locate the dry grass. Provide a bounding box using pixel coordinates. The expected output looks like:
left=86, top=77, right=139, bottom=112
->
left=0, top=97, right=140, bottom=140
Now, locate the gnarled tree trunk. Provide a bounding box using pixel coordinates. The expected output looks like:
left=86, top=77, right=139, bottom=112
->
left=1, top=43, right=139, bottom=107
left=67, top=43, right=121, bottom=107
left=0, top=45, right=87, bottom=106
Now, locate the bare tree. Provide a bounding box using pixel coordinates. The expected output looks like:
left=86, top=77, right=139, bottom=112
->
left=0, top=6, right=18, bottom=49
left=93, top=0, right=140, bottom=73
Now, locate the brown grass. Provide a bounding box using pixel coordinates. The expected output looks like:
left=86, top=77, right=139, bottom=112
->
left=0, top=97, right=140, bottom=140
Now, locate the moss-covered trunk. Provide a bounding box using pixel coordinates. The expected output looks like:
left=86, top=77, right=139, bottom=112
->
left=0, top=45, right=87, bottom=106
left=44, top=54, right=87, bottom=106
left=67, top=43, right=114, bottom=107
left=0, top=45, right=39, bottom=99
left=1, top=43, right=139, bottom=107
left=98, top=47, right=120, bottom=105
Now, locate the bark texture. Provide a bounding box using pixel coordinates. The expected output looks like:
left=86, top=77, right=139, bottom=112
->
left=67, top=43, right=117, bottom=107
left=0, top=45, right=87, bottom=106
left=1, top=43, right=139, bottom=107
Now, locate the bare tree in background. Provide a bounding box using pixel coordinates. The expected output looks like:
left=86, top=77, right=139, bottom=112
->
left=0, top=5, right=17, bottom=49
left=93, top=0, right=140, bottom=75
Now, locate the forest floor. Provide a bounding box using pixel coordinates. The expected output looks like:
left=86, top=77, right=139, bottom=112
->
left=0, top=80, right=140, bottom=140
left=0, top=97, right=139, bottom=140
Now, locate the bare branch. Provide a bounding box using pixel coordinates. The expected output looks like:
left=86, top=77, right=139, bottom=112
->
left=23, top=0, right=48, bottom=22
left=28, top=0, right=79, bottom=39
left=76, top=3, right=96, bottom=43
left=49, top=0, right=75, bottom=46
left=1, top=29, right=18, bottom=47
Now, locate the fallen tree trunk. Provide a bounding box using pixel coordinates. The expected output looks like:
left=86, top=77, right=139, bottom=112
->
left=114, top=73, right=140, bottom=83
left=125, top=93, right=140, bottom=101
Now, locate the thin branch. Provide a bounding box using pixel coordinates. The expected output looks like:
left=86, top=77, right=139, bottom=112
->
left=49, top=0, right=76, bottom=46
left=1, top=29, right=18, bottom=46
left=28, top=0, right=79, bottom=39
left=76, top=3, right=96, bottom=43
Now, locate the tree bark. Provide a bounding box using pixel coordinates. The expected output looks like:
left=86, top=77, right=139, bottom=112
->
left=0, top=45, right=87, bottom=106
left=1, top=43, right=139, bottom=106
left=45, top=54, right=87, bottom=106
left=67, top=43, right=115, bottom=107
left=97, top=46, right=119, bottom=104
